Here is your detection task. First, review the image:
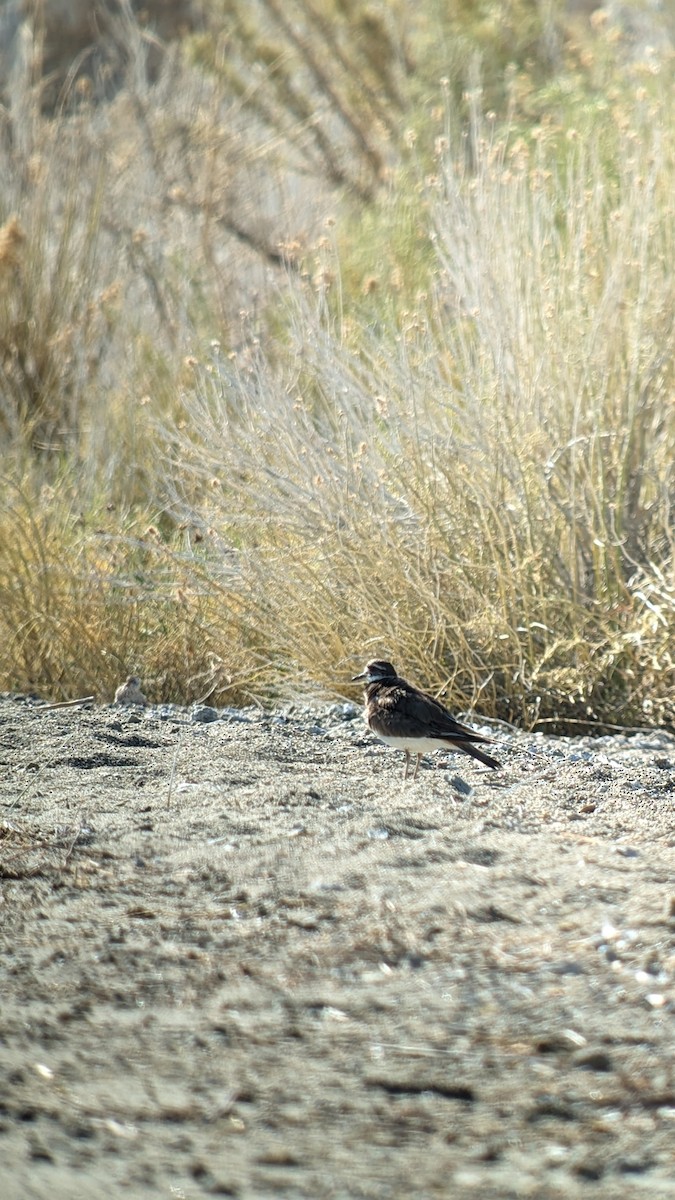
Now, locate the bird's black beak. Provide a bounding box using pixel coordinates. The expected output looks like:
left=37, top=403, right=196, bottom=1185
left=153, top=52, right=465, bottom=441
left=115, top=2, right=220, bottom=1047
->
left=352, top=671, right=367, bottom=682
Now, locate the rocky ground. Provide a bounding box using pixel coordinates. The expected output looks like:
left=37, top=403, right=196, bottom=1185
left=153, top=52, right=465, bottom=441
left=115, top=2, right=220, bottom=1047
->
left=1, top=694, right=675, bottom=1199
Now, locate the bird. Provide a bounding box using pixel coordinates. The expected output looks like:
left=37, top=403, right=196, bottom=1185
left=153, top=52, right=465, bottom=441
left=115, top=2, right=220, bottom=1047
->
left=114, top=675, right=148, bottom=706
left=352, top=659, right=501, bottom=780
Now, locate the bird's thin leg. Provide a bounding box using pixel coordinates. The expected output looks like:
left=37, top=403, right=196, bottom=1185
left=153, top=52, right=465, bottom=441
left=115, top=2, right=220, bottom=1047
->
left=403, top=751, right=410, bottom=781
left=412, top=754, right=422, bottom=781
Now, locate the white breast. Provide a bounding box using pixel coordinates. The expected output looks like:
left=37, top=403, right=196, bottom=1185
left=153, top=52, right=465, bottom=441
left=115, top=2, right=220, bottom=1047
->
left=374, top=733, right=457, bottom=754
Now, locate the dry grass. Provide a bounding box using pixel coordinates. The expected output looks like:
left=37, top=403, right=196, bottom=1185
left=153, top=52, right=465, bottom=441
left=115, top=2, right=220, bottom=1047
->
left=0, top=479, right=283, bottom=704
left=167, top=95, right=675, bottom=729
left=0, top=8, right=673, bottom=727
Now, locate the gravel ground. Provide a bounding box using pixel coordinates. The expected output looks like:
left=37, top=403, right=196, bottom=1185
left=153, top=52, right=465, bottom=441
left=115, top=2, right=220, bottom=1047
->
left=1, top=694, right=675, bottom=1199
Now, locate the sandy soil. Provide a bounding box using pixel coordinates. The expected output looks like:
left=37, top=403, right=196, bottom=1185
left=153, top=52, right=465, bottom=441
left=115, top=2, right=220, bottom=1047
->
left=2, top=694, right=675, bottom=1200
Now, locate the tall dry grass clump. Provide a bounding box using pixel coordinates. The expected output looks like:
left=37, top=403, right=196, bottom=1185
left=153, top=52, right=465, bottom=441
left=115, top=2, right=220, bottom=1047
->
left=170, top=92, right=675, bottom=728
left=0, top=19, right=338, bottom=702
left=0, top=479, right=280, bottom=704
left=0, top=7, right=673, bottom=724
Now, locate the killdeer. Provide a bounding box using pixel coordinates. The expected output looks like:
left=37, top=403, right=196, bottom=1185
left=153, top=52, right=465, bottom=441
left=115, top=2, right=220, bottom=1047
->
left=352, top=659, right=501, bottom=780
left=114, top=675, right=148, bottom=706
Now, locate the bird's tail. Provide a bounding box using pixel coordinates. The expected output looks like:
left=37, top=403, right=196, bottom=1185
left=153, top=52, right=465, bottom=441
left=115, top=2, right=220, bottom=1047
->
left=462, top=742, right=501, bottom=770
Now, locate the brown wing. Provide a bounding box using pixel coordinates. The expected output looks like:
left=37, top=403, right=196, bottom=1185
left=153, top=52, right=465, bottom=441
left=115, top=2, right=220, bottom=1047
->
left=367, top=682, right=501, bottom=769
left=370, top=681, right=492, bottom=745
left=404, top=682, right=493, bottom=743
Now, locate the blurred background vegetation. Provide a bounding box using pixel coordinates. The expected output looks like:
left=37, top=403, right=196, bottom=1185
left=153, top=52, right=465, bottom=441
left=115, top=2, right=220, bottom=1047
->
left=0, top=0, right=673, bottom=730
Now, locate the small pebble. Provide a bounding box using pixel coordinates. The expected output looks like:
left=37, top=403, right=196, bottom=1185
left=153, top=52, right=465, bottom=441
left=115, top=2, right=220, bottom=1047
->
left=326, top=703, right=359, bottom=721
left=450, top=775, right=473, bottom=797
left=548, top=960, right=586, bottom=976
left=191, top=706, right=219, bottom=723
left=220, top=708, right=253, bottom=724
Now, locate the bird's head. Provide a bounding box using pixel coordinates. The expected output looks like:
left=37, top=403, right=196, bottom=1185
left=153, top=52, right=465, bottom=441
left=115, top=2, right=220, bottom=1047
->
left=352, top=660, right=397, bottom=684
